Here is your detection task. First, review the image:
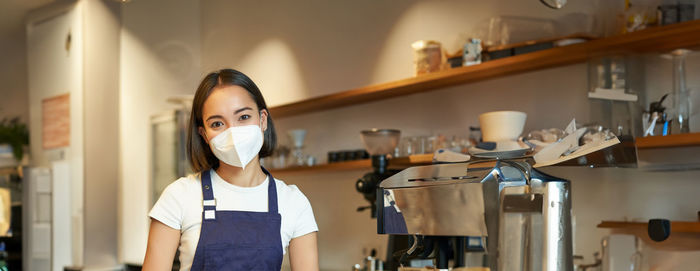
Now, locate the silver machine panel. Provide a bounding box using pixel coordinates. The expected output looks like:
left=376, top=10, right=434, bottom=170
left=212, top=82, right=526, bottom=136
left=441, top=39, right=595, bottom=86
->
left=377, top=159, right=573, bottom=271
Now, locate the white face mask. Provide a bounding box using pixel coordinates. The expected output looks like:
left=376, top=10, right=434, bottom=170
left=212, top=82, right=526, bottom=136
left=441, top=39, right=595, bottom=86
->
left=208, top=125, right=264, bottom=169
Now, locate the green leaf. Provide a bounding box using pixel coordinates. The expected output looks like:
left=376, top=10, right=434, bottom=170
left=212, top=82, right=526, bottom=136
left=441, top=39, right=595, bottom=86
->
left=0, top=117, right=29, bottom=161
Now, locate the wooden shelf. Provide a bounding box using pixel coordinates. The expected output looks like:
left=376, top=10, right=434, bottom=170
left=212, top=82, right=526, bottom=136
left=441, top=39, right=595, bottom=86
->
left=0, top=166, right=20, bottom=176
left=269, top=159, right=371, bottom=174
left=390, top=153, right=435, bottom=166
left=269, top=20, right=700, bottom=118
left=635, top=132, right=700, bottom=149
left=269, top=154, right=433, bottom=175
left=598, top=220, right=700, bottom=251
left=599, top=220, right=700, bottom=233
left=269, top=132, right=700, bottom=174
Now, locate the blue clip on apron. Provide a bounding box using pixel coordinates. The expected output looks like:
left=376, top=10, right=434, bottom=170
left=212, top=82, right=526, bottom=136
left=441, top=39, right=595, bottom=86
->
left=190, top=168, right=283, bottom=271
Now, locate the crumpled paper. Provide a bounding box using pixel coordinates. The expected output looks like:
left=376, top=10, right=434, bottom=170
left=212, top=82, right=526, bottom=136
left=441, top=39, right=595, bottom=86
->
left=533, top=119, right=620, bottom=167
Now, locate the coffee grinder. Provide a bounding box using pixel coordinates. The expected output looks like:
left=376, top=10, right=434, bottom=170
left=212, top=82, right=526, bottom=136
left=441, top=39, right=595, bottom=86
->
left=355, top=129, right=415, bottom=270
left=355, top=129, right=401, bottom=218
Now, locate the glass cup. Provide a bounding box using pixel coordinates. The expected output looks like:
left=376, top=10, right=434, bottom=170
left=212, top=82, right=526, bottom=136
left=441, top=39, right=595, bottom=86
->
left=690, top=88, right=700, bottom=132
left=398, top=137, right=415, bottom=157
left=413, top=136, right=433, bottom=154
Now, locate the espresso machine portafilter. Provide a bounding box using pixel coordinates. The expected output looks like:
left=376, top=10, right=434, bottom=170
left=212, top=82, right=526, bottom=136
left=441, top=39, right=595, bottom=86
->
left=377, top=159, right=573, bottom=271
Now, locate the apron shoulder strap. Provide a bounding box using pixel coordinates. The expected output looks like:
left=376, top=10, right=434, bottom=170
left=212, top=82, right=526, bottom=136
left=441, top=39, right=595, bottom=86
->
left=200, top=170, right=216, bottom=211
left=262, top=167, right=279, bottom=214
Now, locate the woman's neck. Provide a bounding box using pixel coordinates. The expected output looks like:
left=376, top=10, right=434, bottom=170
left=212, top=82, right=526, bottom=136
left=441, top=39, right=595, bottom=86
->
left=214, top=159, right=267, bottom=187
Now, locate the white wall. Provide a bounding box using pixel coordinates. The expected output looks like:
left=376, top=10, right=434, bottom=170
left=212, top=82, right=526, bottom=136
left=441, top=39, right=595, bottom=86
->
left=119, top=0, right=201, bottom=264
left=117, top=0, right=700, bottom=269
left=82, top=0, right=121, bottom=268
left=199, top=0, right=616, bottom=107
left=26, top=1, right=124, bottom=269
left=0, top=12, right=30, bottom=123
left=26, top=2, right=85, bottom=269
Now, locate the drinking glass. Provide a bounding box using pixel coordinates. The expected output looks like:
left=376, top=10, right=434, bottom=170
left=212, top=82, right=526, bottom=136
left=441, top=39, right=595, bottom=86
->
left=670, top=49, right=691, bottom=134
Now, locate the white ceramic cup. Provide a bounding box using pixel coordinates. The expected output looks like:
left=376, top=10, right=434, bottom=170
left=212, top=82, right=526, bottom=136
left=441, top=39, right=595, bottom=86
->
left=478, top=111, right=527, bottom=142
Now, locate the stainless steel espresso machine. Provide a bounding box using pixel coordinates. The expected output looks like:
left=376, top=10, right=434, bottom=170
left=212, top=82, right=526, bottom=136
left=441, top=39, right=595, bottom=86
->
left=377, top=159, right=573, bottom=271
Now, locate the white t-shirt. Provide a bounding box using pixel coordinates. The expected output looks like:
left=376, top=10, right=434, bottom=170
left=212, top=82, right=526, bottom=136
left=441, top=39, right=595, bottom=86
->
left=149, top=169, right=318, bottom=270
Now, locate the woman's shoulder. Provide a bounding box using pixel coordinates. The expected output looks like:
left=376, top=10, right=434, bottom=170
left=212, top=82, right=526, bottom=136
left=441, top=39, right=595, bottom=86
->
left=272, top=178, right=310, bottom=203
left=272, top=178, right=300, bottom=193
left=162, top=173, right=202, bottom=195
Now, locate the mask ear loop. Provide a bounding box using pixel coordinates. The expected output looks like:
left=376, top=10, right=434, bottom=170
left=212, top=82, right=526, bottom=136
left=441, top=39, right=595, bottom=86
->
left=259, top=110, right=265, bottom=131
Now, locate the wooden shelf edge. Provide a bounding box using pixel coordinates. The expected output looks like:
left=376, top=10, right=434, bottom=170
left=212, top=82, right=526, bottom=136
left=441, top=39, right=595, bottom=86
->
left=636, top=132, right=700, bottom=149
left=598, top=220, right=700, bottom=251
left=269, top=131, right=700, bottom=174
left=0, top=166, right=20, bottom=176
left=269, top=159, right=371, bottom=175
left=598, top=220, right=700, bottom=233
left=269, top=154, right=434, bottom=175
left=269, top=20, right=700, bottom=118
left=389, top=153, right=434, bottom=167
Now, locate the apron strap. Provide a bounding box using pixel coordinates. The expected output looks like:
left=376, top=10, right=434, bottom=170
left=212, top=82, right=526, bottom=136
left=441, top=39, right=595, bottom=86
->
left=200, top=170, right=216, bottom=210
left=201, top=167, right=278, bottom=214
left=262, top=167, right=278, bottom=214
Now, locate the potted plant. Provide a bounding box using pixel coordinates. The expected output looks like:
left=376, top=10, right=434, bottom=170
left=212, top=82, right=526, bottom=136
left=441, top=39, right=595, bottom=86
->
left=0, top=117, right=29, bottom=163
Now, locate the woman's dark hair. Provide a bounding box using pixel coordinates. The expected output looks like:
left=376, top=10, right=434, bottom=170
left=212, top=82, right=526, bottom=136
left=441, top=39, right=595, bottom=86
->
left=187, top=69, right=277, bottom=172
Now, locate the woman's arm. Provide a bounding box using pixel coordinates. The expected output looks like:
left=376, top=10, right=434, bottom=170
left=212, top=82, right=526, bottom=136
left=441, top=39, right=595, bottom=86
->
left=288, top=232, right=319, bottom=271
left=143, top=219, right=180, bottom=271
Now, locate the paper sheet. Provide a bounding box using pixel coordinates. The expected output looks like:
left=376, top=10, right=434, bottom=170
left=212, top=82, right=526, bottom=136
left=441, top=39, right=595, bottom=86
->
left=534, top=137, right=620, bottom=168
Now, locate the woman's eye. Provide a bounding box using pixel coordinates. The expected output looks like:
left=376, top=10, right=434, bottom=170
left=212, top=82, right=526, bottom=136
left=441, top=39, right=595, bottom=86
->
left=210, top=121, right=224, bottom=128
left=239, top=114, right=251, bottom=121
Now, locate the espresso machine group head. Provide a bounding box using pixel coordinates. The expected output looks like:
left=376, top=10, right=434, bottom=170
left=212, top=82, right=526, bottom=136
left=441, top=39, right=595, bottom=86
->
left=377, top=159, right=573, bottom=271
left=356, top=129, right=401, bottom=218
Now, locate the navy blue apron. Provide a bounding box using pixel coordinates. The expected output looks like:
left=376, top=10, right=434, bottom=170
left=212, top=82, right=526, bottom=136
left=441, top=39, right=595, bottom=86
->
left=383, top=202, right=408, bottom=234
left=190, top=168, right=283, bottom=271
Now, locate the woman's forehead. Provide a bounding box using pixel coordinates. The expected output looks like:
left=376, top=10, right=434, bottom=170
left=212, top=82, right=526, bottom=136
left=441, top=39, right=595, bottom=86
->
left=202, top=85, right=258, bottom=116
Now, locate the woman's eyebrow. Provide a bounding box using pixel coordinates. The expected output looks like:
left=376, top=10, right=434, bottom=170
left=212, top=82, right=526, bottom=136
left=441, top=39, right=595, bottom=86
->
left=234, top=107, right=253, bottom=114
left=205, top=115, right=223, bottom=122
left=205, top=107, right=253, bottom=122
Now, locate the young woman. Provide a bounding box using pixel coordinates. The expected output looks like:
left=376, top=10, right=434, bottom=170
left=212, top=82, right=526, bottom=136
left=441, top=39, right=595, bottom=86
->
left=143, top=69, right=319, bottom=270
